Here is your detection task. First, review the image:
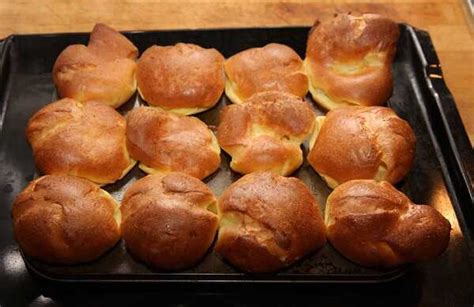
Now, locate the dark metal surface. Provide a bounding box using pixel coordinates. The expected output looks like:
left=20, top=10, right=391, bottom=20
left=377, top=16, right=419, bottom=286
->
left=0, top=25, right=473, bottom=306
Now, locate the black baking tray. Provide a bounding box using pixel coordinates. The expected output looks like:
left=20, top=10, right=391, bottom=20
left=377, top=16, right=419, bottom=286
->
left=0, top=25, right=473, bottom=284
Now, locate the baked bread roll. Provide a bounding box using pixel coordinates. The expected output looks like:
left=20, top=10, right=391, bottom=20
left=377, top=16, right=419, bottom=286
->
left=12, top=175, right=121, bottom=264
left=225, top=43, right=308, bottom=104
left=121, top=173, right=218, bottom=270
left=27, top=99, right=135, bottom=185
left=217, top=91, right=315, bottom=176
left=307, top=106, right=415, bottom=188
left=53, top=23, right=138, bottom=108
left=305, top=13, right=399, bottom=109
left=326, top=180, right=451, bottom=268
left=215, top=171, right=326, bottom=273
left=137, top=43, right=225, bottom=115
left=126, top=106, right=220, bottom=180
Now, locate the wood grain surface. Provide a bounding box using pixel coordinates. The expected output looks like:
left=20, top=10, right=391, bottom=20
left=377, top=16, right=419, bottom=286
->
left=0, top=0, right=472, bottom=144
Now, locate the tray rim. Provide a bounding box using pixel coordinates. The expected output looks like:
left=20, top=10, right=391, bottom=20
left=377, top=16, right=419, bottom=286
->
left=23, top=251, right=408, bottom=284
left=404, top=27, right=474, bottom=251
left=0, top=24, right=315, bottom=41
left=1, top=24, right=472, bottom=284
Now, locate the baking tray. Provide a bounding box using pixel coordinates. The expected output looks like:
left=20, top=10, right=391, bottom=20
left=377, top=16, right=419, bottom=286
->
left=0, top=25, right=473, bottom=284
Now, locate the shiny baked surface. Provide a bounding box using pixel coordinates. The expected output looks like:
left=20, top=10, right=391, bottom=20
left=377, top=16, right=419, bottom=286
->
left=217, top=91, right=315, bottom=176
left=53, top=23, right=138, bottom=109
left=305, top=13, right=399, bottom=109
left=120, top=172, right=218, bottom=270
left=326, top=180, right=451, bottom=268
left=216, top=171, right=326, bottom=273
left=26, top=99, right=135, bottom=185
left=126, top=106, right=221, bottom=180
left=307, top=106, right=416, bottom=188
left=224, top=43, right=308, bottom=104
left=12, top=175, right=121, bottom=264
left=136, top=43, right=225, bottom=115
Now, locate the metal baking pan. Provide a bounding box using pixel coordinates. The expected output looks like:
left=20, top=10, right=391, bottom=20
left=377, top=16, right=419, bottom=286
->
left=0, top=24, right=472, bottom=284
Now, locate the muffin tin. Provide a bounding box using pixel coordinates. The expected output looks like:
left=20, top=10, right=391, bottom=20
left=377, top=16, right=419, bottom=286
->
left=0, top=24, right=473, bottom=283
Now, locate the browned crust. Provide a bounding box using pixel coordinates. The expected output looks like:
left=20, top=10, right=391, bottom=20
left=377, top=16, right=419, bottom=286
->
left=305, top=13, right=400, bottom=107
left=217, top=91, right=315, bottom=176
left=136, top=43, right=225, bottom=110
left=26, top=99, right=134, bottom=184
left=225, top=43, right=308, bottom=101
left=12, top=175, right=121, bottom=264
left=126, top=106, right=220, bottom=179
left=121, top=173, right=218, bottom=270
left=326, top=180, right=451, bottom=268
left=87, top=23, right=139, bottom=60
left=307, top=106, right=415, bottom=185
left=215, top=172, right=326, bottom=273
left=53, top=23, right=138, bottom=108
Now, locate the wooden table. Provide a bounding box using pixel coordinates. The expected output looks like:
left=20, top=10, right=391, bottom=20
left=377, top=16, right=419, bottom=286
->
left=1, top=0, right=473, bottom=144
